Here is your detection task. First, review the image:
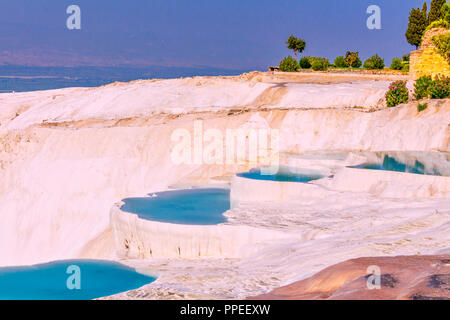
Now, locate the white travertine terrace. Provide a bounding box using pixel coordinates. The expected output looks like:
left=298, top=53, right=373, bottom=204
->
left=231, top=167, right=450, bottom=208
left=324, top=167, right=450, bottom=198
left=111, top=203, right=290, bottom=259
left=230, top=175, right=328, bottom=207
left=0, top=75, right=394, bottom=132
left=0, top=73, right=449, bottom=299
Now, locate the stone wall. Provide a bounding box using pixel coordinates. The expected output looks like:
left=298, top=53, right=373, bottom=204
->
left=410, top=28, right=450, bottom=79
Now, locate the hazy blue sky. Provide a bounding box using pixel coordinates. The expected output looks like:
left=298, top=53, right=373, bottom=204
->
left=0, top=0, right=431, bottom=69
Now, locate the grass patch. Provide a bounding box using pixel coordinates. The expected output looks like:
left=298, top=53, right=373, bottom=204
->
left=417, top=102, right=428, bottom=112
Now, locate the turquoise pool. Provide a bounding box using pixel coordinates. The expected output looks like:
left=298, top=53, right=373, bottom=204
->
left=0, top=260, right=156, bottom=300
left=237, top=167, right=324, bottom=183
left=120, top=188, right=230, bottom=225
left=351, top=154, right=448, bottom=176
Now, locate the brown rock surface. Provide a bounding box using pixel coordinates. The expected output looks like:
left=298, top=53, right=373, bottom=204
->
left=252, top=255, right=450, bottom=300
left=410, top=28, right=450, bottom=79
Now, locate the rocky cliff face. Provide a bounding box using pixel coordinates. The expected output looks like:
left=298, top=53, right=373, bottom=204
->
left=410, top=28, right=450, bottom=79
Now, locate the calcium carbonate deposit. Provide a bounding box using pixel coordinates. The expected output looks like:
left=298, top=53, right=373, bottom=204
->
left=0, top=73, right=448, bottom=299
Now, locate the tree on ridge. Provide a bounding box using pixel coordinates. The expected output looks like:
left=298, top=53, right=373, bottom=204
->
left=405, top=7, right=427, bottom=49
left=286, top=35, right=306, bottom=60
left=428, top=0, right=446, bottom=24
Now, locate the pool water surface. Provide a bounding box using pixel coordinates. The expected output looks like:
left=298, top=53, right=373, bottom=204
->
left=120, top=188, right=230, bottom=225
left=237, top=167, right=324, bottom=183
left=0, top=260, right=156, bottom=300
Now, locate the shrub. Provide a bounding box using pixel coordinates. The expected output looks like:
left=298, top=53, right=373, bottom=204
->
left=351, top=56, right=362, bottom=68
left=402, top=62, right=410, bottom=73
left=390, top=57, right=404, bottom=70
left=311, top=60, right=327, bottom=71
left=385, top=80, right=409, bottom=107
left=310, top=57, right=329, bottom=71
left=279, top=56, right=300, bottom=72
left=364, top=54, right=385, bottom=70
left=344, top=51, right=362, bottom=68
left=417, top=102, right=428, bottom=112
left=429, top=74, right=450, bottom=99
left=426, top=19, right=450, bottom=30
left=414, top=75, right=433, bottom=100
left=299, top=57, right=312, bottom=69
left=334, top=56, right=348, bottom=68
left=432, top=33, right=450, bottom=63
left=300, top=56, right=329, bottom=70
left=401, top=54, right=410, bottom=72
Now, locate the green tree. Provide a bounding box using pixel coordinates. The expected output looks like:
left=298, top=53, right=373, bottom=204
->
left=405, top=8, right=427, bottom=49
left=422, top=2, right=429, bottom=25
left=286, top=35, right=306, bottom=60
left=363, top=54, right=385, bottom=70
left=429, top=0, right=446, bottom=24
left=390, top=57, right=404, bottom=70
left=334, top=56, right=347, bottom=68
left=344, top=51, right=360, bottom=69
left=442, top=0, right=450, bottom=23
